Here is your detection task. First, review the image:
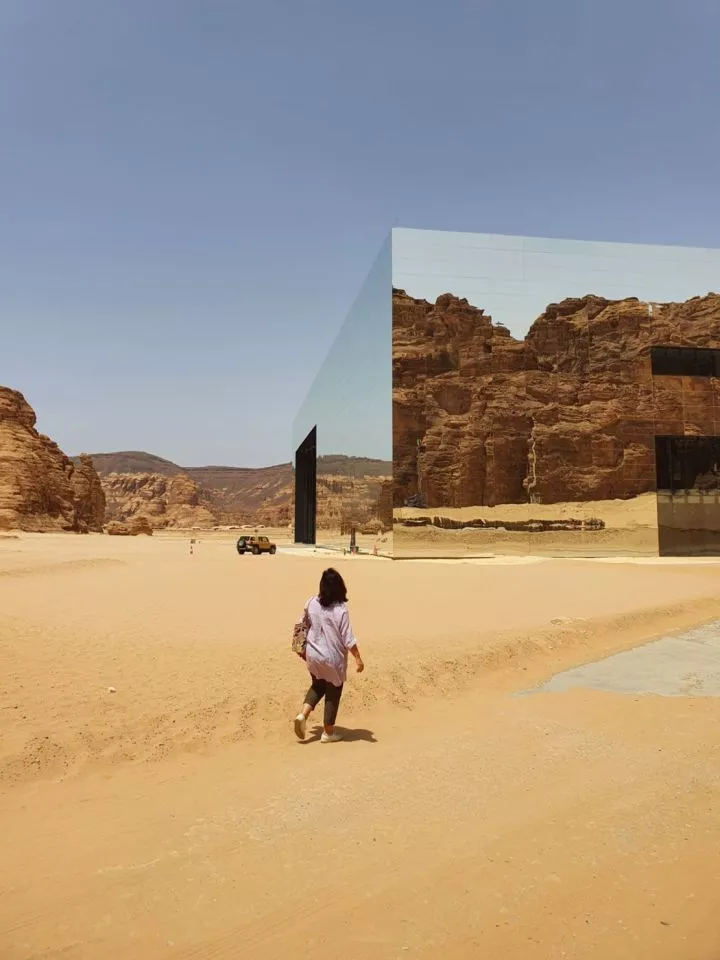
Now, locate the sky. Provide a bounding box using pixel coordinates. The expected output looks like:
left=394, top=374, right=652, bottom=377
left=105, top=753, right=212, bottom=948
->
left=2, top=0, right=720, bottom=467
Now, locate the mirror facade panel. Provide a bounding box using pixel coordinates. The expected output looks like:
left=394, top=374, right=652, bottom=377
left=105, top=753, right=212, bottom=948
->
left=392, top=228, right=720, bottom=558
left=293, top=237, right=393, bottom=555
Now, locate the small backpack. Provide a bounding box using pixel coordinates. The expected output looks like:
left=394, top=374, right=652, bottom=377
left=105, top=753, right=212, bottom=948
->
left=292, top=607, right=310, bottom=657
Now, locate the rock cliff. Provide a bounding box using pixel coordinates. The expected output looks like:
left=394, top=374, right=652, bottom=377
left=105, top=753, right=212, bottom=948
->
left=316, top=473, right=392, bottom=534
left=393, top=289, right=720, bottom=508
left=106, top=517, right=154, bottom=536
left=95, top=454, right=392, bottom=531
left=71, top=454, right=107, bottom=532
left=100, top=467, right=392, bottom=532
left=101, top=473, right=217, bottom=530
left=0, top=387, right=105, bottom=532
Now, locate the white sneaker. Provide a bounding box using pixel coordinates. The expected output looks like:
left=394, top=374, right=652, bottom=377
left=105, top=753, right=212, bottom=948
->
left=320, top=731, right=343, bottom=744
left=294, top=714, right=307, bottom=740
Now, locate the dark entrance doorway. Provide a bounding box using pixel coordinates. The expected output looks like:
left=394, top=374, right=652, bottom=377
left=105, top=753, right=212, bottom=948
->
left=294, top=426, right=317, bottom=544
left=655, top=435, right=720, bottom=555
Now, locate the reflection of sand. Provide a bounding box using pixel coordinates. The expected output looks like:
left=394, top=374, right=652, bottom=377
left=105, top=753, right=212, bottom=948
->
left=157, top=525, right=293, bottom=543
left=395, top=493, right=659, bottom=556
left=396, top=492, right=657, bottom=528
left=314, top=529, right=393, bottom=556
left=4, top=533, right=720, bottom=957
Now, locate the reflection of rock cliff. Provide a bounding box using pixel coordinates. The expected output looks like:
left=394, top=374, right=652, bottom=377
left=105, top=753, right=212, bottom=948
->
left=94, top=453, right=392, bottom=530
left=0, top=387, right=105, bottom=532
left=393, top=289, right=720, bottom=507
left=318, top=474, right=393, bottom=534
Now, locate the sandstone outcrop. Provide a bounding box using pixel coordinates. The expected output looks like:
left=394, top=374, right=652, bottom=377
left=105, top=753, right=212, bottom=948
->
left=94, top=454, right=392, bottom=532
left=393, top=290, right=720, bottom=508
left=101, top=473, right=217, bottom=530
left=71, top=454, right=107, bottom=532
left=106, top=517, right=153, bottom=536
left=0, top=387, right=105, bottom=532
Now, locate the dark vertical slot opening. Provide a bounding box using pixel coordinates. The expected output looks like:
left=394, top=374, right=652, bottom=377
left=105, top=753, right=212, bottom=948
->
left=655, top=435, right=720, bottom=556
left=294, top=426, right=317, bottom=544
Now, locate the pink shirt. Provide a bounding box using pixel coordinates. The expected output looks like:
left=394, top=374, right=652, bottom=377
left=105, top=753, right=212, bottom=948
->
left=304, top=596, right=357, bottom=687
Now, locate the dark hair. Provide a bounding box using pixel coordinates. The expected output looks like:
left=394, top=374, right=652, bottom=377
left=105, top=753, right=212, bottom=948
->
left=318, top=568, right=348, bottom=607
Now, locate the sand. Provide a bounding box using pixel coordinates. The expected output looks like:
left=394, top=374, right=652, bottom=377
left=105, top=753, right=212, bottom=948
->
left=2, top=533, right=720, bottom=958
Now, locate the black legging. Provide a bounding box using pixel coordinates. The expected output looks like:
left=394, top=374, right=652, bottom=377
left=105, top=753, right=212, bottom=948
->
left=305, top=677, right=344, bottom=727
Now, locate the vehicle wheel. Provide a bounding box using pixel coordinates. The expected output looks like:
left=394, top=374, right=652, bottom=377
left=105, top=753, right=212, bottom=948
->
left=237, top=549, right=245, bottom=555
left=252, top=545, right=260, bottom=555
left=269, top=545, right=276, bottom=555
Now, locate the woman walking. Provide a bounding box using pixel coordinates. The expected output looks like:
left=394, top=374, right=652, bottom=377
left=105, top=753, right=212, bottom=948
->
left=294, top=568, right=364, bottom=743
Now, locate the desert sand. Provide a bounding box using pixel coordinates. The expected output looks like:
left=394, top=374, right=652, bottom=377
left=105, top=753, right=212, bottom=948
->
left=2, top=533, right=720, bottom=958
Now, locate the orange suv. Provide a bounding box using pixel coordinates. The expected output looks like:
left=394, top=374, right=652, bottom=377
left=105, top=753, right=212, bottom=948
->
left=236, top=535, right=277, bottom=556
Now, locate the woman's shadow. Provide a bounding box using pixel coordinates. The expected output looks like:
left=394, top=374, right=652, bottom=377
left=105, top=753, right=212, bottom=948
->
left=304, top=725, right=378, bottom=744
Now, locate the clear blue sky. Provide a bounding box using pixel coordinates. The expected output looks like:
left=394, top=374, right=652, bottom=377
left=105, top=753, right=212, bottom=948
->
left=2, top=0, right=719, bottom=467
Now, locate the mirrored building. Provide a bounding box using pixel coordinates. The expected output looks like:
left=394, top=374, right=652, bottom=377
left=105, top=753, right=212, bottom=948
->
left=294, top=228, right=720, bottom=557
left=292, top=236, right=394, bottom=555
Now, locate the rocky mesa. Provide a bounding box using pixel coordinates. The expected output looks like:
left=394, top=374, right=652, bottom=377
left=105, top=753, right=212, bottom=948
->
left=393, top=289, right=720, bottom=508
left=0, top=387, right=105, bottom=532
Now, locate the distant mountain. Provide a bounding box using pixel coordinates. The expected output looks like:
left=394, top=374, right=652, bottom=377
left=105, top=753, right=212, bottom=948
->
left=313, top=455, right=392, bottom=478
left=76, top=451, right=392, bottom=528
left=83, top=450, right=391, bottom=480
left=86, top=451, right=183, bottom=476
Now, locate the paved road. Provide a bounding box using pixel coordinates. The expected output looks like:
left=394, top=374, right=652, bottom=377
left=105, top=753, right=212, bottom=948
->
left=534, top=621, right=720, bottom=698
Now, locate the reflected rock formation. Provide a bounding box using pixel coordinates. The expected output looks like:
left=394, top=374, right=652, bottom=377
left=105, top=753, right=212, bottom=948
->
left=393, top=289, right=720, bottom=510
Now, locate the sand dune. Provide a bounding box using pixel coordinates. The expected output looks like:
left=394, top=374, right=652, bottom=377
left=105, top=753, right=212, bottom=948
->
left=1, top=534, right=720, bottom=957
